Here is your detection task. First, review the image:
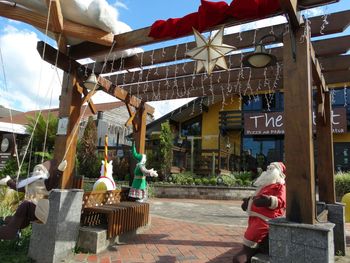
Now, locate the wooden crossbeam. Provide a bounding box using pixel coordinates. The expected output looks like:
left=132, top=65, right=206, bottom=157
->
left=110, top=35, right=350, bottom=86
left=45, top=0, right=63, bottom=33
left=279, top=0, right=301, bottom=29
left=130, top=66, right=350, bottom=102
left=0, top=2, right=113, bottom=46
left=125, top=98, right=138, bottom=130
left=75, top=82, right=98, bottom=115
left=37, top=41, right=154, bottom=114
left=120, top=55, right=349, bottom=96
left=85, top=10, right=350, bottom=73
left=69, top=4, right=346, bottom=60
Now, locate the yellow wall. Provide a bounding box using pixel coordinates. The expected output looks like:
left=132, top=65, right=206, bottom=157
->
left=334, top=133, right=350, bottom=143
left=201, top=95, right=241, bottom=154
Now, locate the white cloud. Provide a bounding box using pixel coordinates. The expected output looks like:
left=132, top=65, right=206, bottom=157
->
left=112, top=0, right=128, bottom=10
left=0, top=27, right=62, bottom=111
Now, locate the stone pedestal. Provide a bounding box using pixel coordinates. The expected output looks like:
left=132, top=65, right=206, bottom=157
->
left=28, top=189, right=84, bottom=263
left=269, top=218, right=335, bottom=263
left=327, top=203, right=346, bottom=256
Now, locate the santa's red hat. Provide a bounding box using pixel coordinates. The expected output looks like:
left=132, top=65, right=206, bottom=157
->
left=270, top=162, right=286, bottom=178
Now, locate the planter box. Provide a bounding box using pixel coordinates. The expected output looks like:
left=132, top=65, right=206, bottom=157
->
left=152, top=184, right=256, bottom=200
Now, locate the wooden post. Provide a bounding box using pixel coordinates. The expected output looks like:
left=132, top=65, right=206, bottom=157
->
left=54, top=70, right=82, bottom=189
left=316, top=91, right=336, bottom=203
left=133, top=102, right=147, bottom=154
left=283, top=25, right=316, bottom=224
left=190, top=137, right=194, bottom=173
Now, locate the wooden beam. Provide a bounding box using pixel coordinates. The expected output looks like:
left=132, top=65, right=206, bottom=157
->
left=85, top=10, right=350, bottom=73
left=279, top=0, right=301, bottom=29
left=283, top=24, right=316, bottom=224
left=133, top=103, right=147, bottom=154
left=316, top=91, right=336, bottom=204
left=119, top=58, right=349, bottom=96
left=298, top=0, right=339, bottom=9
left=97, top=76, right=154, bottom=115
left=54, top=70, right=82, bottom=189
left=37, top=41, right=154, bottom=114
left=0, top=2, right=113, bottom=46
left=69, top=6, right=348, bottom=60
left=133, top=78, right=280, bottom=101
left=45, top=0, right=63, bottom=33
left=310, top=42, right=327, bottom=92
left=110, top=36, right=350, bottom=86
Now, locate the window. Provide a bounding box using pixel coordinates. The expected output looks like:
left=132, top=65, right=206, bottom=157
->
left=181, top=116, right=202, bottom=137
left=243, top=92, right=284, bottom=111
left=332, top=87, right=350, bottom=107
left=242, top=135, right=284, bottom=170
left=334, top=142, right=350, bottom=172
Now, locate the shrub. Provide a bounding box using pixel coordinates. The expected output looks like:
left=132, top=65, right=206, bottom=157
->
left=335, top=172, right=350, bottom=199
left=221, top=174, right=236, bottom=186
left=186, top=177, right=194, bottom=185
left=235, top=179, right=243, bottom=186
left=194, top=178, right=202, bottom=185
left=209, top=177, right=217, bottom=186
left=0, top=158, right=28, bottom=179
left=202, top=178, right=210, bottom=185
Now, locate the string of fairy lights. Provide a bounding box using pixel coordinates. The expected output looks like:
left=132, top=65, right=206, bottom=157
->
left=85, top=6, right=343, bottom=120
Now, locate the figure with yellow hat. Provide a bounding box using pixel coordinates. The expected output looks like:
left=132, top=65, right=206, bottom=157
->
left=129, top=143, right=158, bottom=202
left=0, top=159, right=67, bottom=240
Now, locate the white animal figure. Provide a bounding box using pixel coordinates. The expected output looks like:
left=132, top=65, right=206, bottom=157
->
left=92, top=160, right=116, bottom=191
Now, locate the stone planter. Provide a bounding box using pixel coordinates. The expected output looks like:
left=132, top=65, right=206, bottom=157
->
left=151, top=184, right=256, bottom=200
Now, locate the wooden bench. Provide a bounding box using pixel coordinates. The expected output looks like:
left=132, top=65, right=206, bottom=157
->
left=80, top=187, right=150, bottom=239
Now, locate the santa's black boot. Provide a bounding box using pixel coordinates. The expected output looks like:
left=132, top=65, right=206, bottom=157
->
left=233, top=245, right=257, bottom=263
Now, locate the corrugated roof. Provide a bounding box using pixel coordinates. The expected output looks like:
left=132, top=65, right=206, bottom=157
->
left=0, top=101, right=125, bottom=125
left=0, top=105, right=22, bottom=118
left=0, top=122, right=27, bottom=134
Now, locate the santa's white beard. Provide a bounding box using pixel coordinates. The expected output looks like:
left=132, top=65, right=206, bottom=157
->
left=253, top=168, right=285, bottom=187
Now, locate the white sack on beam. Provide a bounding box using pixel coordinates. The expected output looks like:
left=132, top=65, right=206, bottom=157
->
left=11, top=0, right=141, bottom=60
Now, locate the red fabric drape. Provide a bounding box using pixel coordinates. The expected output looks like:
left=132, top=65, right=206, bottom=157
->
left=228, top=0, right=281, bottom=20
left=198, top=0, right=229, bottom=31
left=149, top=0, right=281, bottom=39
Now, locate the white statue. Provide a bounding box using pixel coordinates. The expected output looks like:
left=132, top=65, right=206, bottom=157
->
left=92, top=160, right=116, bottom=191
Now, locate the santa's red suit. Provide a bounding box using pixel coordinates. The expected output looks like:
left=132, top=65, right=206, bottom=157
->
left=243, top=182, right=286, bottom=248
left=243, top=162, right=286, bottom=248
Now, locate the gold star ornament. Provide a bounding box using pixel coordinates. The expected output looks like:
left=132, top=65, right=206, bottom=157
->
left=186, top=27, right=236, bottom=75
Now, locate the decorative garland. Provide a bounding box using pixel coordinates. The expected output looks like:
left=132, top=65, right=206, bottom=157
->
left=149, top=0, right=281, bottom=39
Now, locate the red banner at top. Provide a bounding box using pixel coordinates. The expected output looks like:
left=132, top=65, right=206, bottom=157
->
left=149, top=0, right=281, bottom=39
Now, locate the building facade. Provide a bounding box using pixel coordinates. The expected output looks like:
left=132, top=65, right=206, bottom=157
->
left=147, top=87, right=350, bottom=175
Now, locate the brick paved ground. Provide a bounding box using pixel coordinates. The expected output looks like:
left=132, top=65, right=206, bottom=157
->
left=66, top=199, right=350, bottom=263
left=69, top=216, right=245, bottom=263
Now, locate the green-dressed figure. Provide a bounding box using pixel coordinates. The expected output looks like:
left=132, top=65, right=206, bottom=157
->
left=129, top=143, right=158, bottom=202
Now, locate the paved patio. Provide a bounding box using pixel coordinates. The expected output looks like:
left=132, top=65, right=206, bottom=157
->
left=66, top=199, right=350, bottom=263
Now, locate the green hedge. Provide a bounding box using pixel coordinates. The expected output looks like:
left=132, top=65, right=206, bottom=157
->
left=335, top=172, right=350, bottom=200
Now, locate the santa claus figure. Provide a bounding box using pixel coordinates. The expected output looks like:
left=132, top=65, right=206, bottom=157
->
left=0, top=159, right=67, bottom=240
left=233, top=162, right=286, bottom=263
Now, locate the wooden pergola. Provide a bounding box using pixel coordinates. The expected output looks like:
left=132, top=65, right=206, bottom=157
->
left=1, top=0, right=349, bottom=224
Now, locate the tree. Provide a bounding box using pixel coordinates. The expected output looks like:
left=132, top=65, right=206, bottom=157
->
left=159, top=121, right=174, bottom=179
left=25, top=112, right=58, bottom=164
left=77, top=116, right=100, bottom=178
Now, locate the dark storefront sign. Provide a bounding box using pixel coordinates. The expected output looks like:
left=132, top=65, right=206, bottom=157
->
left=0, top=134, right=14, bottom=170
left=244, top=108, right=347, bottom=135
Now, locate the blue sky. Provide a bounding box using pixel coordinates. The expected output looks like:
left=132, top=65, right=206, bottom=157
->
left=0, top=0, right=348, bottom=119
